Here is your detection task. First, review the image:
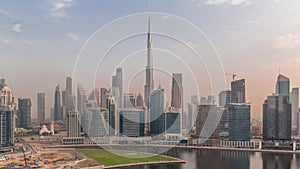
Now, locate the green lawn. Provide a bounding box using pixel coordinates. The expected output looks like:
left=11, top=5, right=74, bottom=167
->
left=78, top=149, right=177, bottom=167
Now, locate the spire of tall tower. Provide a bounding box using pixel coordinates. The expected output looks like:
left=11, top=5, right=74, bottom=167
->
left=147, top=15, right=152, bottom=67
left=144, top=3, right=154, bottom=109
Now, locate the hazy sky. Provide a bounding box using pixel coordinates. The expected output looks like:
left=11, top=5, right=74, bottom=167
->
left=1, top=0, right=300, bottom=119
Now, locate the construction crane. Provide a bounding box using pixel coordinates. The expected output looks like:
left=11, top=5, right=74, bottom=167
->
left=225, top=73, right=237, bottom=82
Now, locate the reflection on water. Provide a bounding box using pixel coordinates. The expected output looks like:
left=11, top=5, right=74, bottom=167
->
left=126, top=148, right=300, bottom=169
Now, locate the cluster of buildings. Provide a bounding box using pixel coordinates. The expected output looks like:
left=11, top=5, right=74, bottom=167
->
left=46, top=16, right=184, bottom=144
left=33, top=16, right=300, bottom=150
left=1, top=15, right=299, bottom=152
left=0, top=78, right=33, bottom=152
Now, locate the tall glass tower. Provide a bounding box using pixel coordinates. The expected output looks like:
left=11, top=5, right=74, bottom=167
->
left=276, top=74, right=290, bottom=101
left=144, top=16, right=154, bottom=108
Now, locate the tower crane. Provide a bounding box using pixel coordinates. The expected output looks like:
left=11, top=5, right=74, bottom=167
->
left=225, top=73, right=237, bottom=82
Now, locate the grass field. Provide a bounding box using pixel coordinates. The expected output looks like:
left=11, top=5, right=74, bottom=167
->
left=78, top=149, right=177, bottom=167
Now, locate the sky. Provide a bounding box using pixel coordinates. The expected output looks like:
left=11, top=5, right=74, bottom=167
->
left=1, top=0, right=300, bottom=120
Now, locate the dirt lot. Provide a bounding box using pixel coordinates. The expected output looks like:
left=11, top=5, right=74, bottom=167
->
left=0, top=150, right=85, bottom=169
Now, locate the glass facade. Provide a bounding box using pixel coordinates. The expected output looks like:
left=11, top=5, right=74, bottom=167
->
left=119, top=108, right=145, bottom=137
left=229, top=104, right=251, bottom=141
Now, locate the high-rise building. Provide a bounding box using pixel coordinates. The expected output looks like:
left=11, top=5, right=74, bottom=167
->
left=0, top=110, right=14, bottom=147
left=0, top=79, right=15, bottom=109
left=187, top=95, right=198, bottom=130
left=0, top=79, right=15, bottom=148
left=219, top=107, right=229, bottom=138
left=219, top=90, right=231, bottom=107
left=123, top=93, right=135, bottom=108
left=136, top=93, right=143, bottom=108
left=100, top=88, right=108, bottom=108
left=94, top=88, right=100, bottom=106
left=54, top=85, right=62, bottom=121
left=196, top=105, right=220, bottom=139
left=263, top=94, right=291, bottom=141
left=77, top=83, right=87, bottom=115
left=119, top=108, right=144, bottom=137
left=62, top=90, right=66, bottom=106
left=187, top=103, right=197, bottom=129
left=165, top=111, right=181, bottom=134
left=144, top=16, right=154, bottom=109
left=66, top=77, right=74, bottom=114
left=37, top=93, right=45, bottom=123
left=50, top=108, right=54, bottom=121
left=0, top=78, right=5, bottom=88
left=66, top=110, right=80, bottom=137
left=171, top=73, right=183, bottom=109
left=149, top=87, right=165, bottom=135
left=17, top=98, right=31, bottom=129
left=231, top=79, right=246, bottom=103
left=228, top=103, right=251, bottom=141
left=88, top=88, right=100, bottom=106
left=112, top=68, right=123, bottom=108
left=290, top=88, right=299, bottom=130
left=106, top=95, right=116, bottom=136
left=61, top=90, right=66, bottom=119
left=82, top=100, right=109, bottom=137
left=276, top=74, right=290, bottom=101
left=81, top=100, right=109, bottom=137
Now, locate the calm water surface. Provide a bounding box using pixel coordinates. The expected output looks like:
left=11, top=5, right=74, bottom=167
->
left=126, top=148, right=300, bottom=169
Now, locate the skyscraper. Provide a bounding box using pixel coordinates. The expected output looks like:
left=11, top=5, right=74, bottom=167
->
left=61, top=90, right=66, bottom=119
left=119, top=108, right=145, bottom=137
left=62, top=90, right=66, bottom=106
left=82, top=101, right=109, bottom=137
left=165, top=111, right=181, bottom=134
left=106, top=95, right=116, bottom=136
left=54, top=85, right=62, bottom=121
left=0, top=79, right=15, bottom=109
left=144, top=16, right=154, bottom=109
left=66, top=110, right=80, bottom=138
left=263, top=94, right=291, bottom=141
left=231, top=79, right=246, bottom=103
left=149, top=87, right=165, bottom=135
left=276, top=74, right=290, bottom=101
left=136, top=93, right=143, bottom=108
left=0, top=110, right=14, bottom=147
left=37, top=93, right=45, bottom=123
left=187, top=103, right=196, bottom=129
left=123, top=93, right=135, bottom=108
left=228, top=103, right=251, bottom=141
left=17, top=98, right=32, bottom=129
left=290, top=88, right=299, bottom=130
left=187, top=95, right=198, bottom=130
left=77, top=83, right=87, bottom=114
left=100, top=88, right=108, bottom=108
left=112, top=68, right=123, bottom=108
left=171, top=73, right=183, bottom=109
left=219, top=90, right=231, bottom=107
left=66, top=77, right=74, bottom=115
left=196, top=105, right=220, bottom=139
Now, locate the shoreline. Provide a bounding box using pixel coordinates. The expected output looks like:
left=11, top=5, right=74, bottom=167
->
left=43, top=144, right=300, bottom=154
left=172, top=145, right=300, bottom=154
left=103, top=159, right=185, bottom=169
left=78, top=149, right=185, bottom=169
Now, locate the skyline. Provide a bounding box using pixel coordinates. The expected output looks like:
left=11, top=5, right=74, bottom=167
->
left=1, top=0, right=300, bottom=119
